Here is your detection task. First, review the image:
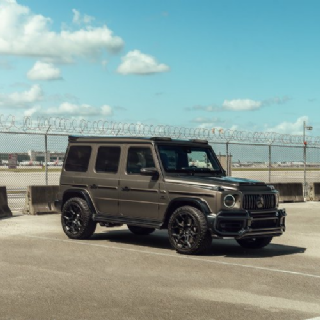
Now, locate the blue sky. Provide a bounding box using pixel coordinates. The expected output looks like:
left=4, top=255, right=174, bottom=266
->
left=0, top=0, right=319, bottom=137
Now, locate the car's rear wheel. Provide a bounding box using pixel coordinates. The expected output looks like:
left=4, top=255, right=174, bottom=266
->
left=168, top=206, right=212, bottom=255
left=127, top=225, right=155, bottom=235
left=236, top=237, right=273, bottom=249
left=61, top=197, right=96, bottom=239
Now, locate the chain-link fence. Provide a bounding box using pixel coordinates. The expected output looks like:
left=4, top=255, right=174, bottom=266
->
left=1, top=115, right=320, bottom=212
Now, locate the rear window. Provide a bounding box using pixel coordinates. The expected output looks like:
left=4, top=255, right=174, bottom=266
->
left=65, top=146, right=91, bottom=172
left=95, top=146, right=121, bottom=173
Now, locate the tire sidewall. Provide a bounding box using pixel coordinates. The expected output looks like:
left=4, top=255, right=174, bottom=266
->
left=61, top=197, right=96, bottom=239
left=168, top=205, right=210, bottom=255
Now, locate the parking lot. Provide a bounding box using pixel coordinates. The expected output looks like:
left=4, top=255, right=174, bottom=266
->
left=1, top=202, right=320, bottom=320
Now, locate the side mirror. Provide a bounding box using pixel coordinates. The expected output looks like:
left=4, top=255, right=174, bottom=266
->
left=140, top=167, right=159, bottom=178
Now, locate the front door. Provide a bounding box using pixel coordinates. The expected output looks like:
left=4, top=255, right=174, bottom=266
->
left=119, top=145, right=161, bottom=222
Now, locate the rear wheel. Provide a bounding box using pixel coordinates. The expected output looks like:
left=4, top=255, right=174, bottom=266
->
left=236, top=237, right=273, bottom=249
left=168, top=206, right=212, bottom=255
left=127, top=225, right=155, bottom=235
left=61, top=197, right=96, bottom=239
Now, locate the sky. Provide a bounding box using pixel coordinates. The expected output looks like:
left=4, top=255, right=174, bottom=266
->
left=0, top=0, right=319, bottom=138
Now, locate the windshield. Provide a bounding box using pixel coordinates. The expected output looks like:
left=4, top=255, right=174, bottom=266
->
left=157, top=144, right=223, bottom=175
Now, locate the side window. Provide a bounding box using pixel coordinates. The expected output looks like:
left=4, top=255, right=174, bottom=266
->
left=95, top=146, right=121, bottom=173
left=65, top=146, right=91, bottom=172
left=127, top=147, right=155, bottom=174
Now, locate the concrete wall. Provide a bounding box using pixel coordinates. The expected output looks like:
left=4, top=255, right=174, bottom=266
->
left=24, top=185, right=60, bottom=215
left=272, top=183, right=304, bottom=202
left=0, top=186, right=12, bottom=218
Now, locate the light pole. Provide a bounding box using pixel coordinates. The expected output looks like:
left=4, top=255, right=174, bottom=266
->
left=303, top=121, right=313, bottom=201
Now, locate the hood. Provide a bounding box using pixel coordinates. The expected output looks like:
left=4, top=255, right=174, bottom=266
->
left=164, top=175, right=269, bottom=191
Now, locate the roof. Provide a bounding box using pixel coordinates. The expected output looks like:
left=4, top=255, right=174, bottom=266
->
left=68, top=136, right=209, bottom=145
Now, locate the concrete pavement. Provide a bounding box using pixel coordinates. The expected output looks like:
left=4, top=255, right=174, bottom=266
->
left=0, top=202, right=320, bottom=320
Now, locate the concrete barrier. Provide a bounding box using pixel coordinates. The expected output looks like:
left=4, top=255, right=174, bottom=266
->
left=23, top=185, right=60, bottom=215
left=308, top=182, right=320, bottom=201
left=0, top=186, right=12, bottom=218
left=272, top=183, right=304, bottom=202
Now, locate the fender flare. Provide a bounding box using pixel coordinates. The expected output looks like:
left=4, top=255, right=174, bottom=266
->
left=62, top=189, right=97, bottom=215
left=162, top=197, right=211, bottom=228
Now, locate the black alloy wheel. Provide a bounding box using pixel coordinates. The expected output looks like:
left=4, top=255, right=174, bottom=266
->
left=168, top=206, right=211, bottom=255
left=61, top=197, right=96, bottom=240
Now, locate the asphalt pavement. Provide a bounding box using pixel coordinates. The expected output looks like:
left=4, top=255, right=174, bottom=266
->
left=0, top=202, right=320, bottom=320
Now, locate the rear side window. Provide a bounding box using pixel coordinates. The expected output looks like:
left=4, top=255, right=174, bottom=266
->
left=65, top=146, right=91, bottom=172
left=95, top=146, right=121, bottom=173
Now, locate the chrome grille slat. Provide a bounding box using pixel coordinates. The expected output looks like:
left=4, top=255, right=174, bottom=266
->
left=242, top=194, right=276, bottom=210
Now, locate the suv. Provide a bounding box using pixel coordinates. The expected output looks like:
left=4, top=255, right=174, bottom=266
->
left=55, top=136, right=286, bottom=255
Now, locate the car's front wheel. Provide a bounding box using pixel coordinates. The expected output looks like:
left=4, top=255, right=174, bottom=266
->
left=168, top=206, right=212, bottom=255
left=236, top=237, right=273, bottom=249
left=61, top=197, right=96, bottom=239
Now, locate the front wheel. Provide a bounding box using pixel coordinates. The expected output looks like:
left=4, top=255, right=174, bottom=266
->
left=168, top=206, right=212, bottom=255
left=61, top=197, right=96, bottom=240
left=236, top=237, right=273, bottom=249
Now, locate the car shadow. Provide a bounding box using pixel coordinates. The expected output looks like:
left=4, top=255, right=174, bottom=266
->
left=90, top=229, right=306, bottom=258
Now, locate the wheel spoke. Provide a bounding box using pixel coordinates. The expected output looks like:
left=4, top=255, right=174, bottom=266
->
left=63, top=203, right=83, bottom=234
left=170, top=212, right=200, bottom=250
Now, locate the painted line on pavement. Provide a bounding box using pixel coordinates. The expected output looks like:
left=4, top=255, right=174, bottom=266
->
left=22, top=234, right=320, bottom=280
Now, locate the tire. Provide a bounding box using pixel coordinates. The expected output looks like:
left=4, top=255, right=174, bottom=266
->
left=236, top=237, right=273, bottom=249
left=168, top=206, right=212, bottom=255
left=61, top=197, right=96, bottom=240
left=127, top=225, right=155, bottom=235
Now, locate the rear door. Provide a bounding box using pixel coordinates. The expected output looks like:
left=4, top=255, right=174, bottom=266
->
left=87, top=144, right=121, bottom=216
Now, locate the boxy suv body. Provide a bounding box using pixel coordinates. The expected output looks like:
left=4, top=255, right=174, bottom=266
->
left=56, top=136, right=286, bottom=255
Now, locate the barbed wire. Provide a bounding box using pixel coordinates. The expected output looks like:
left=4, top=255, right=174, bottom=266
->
left=0, top=114, right=319, bottom=146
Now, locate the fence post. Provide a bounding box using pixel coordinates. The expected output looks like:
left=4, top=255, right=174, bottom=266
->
left=226, top=142, right=229, bottom=176
left=269, top=144, right=272, bottom=183
left=303, top=143, right=307, bottom=201
left=44, top=126, right=51, bottom=186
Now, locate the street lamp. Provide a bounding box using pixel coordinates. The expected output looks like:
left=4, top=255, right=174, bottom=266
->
left=303, top=121, right=313, bottom=201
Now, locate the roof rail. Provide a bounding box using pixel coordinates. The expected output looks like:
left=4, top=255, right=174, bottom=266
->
left=151, top=137, right=172, bottom=141
left=189, top=139, right=208, bottom=144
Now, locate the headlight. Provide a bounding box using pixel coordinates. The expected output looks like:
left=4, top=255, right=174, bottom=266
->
left=224, top=194, right=236, bottom=208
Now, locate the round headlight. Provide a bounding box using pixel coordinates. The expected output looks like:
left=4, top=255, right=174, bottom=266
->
left=224, top=194, right=235, bottom=208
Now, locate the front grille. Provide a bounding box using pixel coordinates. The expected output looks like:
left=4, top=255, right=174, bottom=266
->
left=242, top=194, right=276, bottom=210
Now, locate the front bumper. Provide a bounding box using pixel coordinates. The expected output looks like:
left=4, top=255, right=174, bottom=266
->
left=207, top=208, right=286, bottom=239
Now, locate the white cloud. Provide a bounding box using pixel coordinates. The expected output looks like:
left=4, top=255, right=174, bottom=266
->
left=266, top=116, right=308, bottom=135
left=27, top=61, right=62, bottom=80
left=24, top=105, right=41, bottom=116
left=0, top=0, right=124, bottom=63
left=223, top=99, right=262, bottom=111
left=72, top=9, right=94, bottom=25
left=45, top=102, right=113, bottom=117
left=117, top=50, right=170, bottom=75
left=0, top=84, right=43, bottom=107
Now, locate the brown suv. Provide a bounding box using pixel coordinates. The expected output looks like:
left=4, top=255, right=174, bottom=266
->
left=55, top=136, right=286, bottom=255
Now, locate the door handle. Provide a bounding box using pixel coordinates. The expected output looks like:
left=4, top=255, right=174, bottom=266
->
left=90, top=184, right=98, bottom=189
left=122, top=186, right=130, bottom=192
